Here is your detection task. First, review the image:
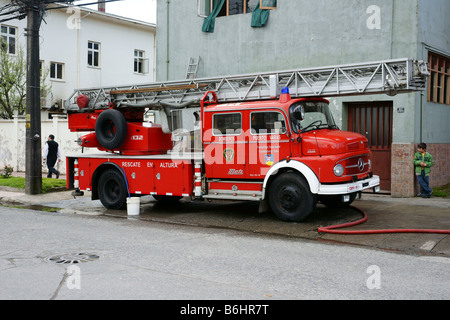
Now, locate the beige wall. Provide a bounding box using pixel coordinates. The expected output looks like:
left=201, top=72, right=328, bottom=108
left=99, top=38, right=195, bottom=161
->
left=0, top=115, right=101, bottom=175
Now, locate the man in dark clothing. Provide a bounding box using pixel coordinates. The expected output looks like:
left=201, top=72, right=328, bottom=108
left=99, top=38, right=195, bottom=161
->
left=43, top=134, right=61, bottom=178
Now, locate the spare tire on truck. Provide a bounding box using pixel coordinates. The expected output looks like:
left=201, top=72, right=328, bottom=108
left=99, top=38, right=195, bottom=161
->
left=95, top=109, right=127, bottom=150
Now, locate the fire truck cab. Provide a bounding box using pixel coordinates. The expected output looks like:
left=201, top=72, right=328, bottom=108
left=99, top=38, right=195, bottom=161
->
left=200, top=89, right=379, bottom=221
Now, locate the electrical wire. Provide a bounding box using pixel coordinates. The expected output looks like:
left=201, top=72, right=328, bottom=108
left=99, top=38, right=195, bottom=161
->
left=45, top=0, right=123, bottom=11
left=0, top=0, right=123, bottom=22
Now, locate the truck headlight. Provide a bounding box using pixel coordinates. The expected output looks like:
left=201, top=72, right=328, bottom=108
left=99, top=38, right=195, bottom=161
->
left=333, top=164, right=344, bottom=177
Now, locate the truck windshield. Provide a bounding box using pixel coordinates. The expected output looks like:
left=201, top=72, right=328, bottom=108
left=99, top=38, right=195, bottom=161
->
left=290, top=101, right=338, bottom=133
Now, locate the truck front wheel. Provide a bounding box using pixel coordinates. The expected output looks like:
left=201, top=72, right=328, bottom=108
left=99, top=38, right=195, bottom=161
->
left=268, top=173, right=317, bottom=222
left=98, top=169, right=127, bottom=210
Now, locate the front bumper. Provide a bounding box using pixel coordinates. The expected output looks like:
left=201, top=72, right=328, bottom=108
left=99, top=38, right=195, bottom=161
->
left=317, top=175, right=380, bottom=195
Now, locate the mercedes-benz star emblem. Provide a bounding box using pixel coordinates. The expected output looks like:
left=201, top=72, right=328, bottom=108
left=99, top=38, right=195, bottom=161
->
left=358, top=158, right=364, bottom=171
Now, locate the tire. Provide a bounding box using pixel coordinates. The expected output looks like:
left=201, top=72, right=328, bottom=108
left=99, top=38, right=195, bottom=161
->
left=268, top=173, right=317, bottom=222
left=319, top=193, right=357, bottom=208
left=95, top=109, right=127, bottom=150
left=98, top=169, right=127, bottom=210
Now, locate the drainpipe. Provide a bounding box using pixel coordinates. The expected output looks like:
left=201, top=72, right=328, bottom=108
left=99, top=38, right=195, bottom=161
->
left=76, top=12, right=91, bottom=89
left=390, top=0, right=395, bottom=59
left=153, top=31, right=156, bottom=81
left=166, top=0, right=170, bottom=81
left=420, top=91, right=423, bottom=142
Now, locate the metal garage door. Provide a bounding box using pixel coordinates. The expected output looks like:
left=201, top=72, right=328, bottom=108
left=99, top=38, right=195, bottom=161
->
left=348, top=102, right=393, bottom=191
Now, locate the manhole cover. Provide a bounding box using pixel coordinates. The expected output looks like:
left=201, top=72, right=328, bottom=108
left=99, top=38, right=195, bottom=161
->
left=45, top=252, right=100, bottom=264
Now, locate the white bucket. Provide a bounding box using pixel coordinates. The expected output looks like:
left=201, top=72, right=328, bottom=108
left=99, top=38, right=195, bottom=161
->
left=126, top=197, right=140, bottom=216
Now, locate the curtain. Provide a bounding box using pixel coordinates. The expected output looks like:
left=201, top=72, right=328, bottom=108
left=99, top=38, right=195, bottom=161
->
left=251, top=3, right=270, bottom=28
left=202, top=0, right=226, bottom=33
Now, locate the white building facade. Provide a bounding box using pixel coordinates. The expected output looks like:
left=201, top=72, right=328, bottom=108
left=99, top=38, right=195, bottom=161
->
left=0, top=2, right=156, bottom=174
left=1, top=1, right=156, bottom=110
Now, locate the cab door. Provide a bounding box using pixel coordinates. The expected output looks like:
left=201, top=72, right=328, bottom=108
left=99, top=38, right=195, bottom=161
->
left=247, top=110, right=291, bottom=179
left=204, top=111, right=247, bottom=179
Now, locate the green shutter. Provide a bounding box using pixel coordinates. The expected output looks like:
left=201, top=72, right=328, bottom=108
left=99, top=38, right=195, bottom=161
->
left=251, top=3, right=270, bottom=28
left=202, top=0, right=226, bottom=33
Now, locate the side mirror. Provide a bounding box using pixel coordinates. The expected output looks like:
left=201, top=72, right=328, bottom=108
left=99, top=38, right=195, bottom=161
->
left=292, top=105, right=305, bottom=121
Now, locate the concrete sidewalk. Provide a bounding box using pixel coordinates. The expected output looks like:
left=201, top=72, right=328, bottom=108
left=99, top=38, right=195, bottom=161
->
left=0, top=179, right=449, bottom=257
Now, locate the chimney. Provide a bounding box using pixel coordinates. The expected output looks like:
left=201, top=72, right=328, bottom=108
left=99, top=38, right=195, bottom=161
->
left=98, top=1, right=105, bottom=12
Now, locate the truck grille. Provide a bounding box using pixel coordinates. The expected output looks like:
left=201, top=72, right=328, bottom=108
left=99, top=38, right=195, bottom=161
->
left=340, top=154, right=370, bottom=176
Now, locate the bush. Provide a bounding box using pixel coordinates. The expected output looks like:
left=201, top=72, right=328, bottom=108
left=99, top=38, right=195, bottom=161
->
left=1, top=165, right=13, bottom=179
left=433, top=183, right=449, bottom=198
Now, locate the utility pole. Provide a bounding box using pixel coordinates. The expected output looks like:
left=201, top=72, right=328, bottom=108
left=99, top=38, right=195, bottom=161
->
left=25, top=0, right=42, bottom=195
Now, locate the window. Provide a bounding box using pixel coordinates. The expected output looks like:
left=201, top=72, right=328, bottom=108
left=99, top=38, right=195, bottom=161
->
left=218, top=0, right=260, bottom=16
left=428, top=52, right=450, bottom=105
left=199, top=0, right=264, bottom=17
left=198, top=0, right=211, bottom=17
left=169, top=109, right=182, bottom=131
left=260, top=0, right=277, bottom=10
left=87, top=41, right=100, bottom=67
left=50, top=62, right=64, bottom=81
left=0, top=25, right=17, bottom=54
left=134, top=50, right=145, bottom=74
left=39, top=61, right=44, bottom=78
left=213, top=113, right=242, bottom=135
left=251, top=112, right=286, bottom=134
left=201, top=0, right=275, bottom=32
left=290, top=101, right=337, bottom=133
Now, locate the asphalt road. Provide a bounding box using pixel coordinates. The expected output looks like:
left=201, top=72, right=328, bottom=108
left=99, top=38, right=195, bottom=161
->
left=1, top=205, right=449, bottom=301
left=1, top=188, right=449, bottom=258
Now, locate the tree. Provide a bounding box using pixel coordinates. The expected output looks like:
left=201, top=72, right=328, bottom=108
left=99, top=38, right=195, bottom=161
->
left=0, top=44, right=51, bottom=119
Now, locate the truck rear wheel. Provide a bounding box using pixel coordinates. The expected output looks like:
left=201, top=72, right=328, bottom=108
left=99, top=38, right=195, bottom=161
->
left=95, top=109, right=127, bottom=150
left=268, top=173, right=316, bottom=222
left=98, top=169, right=127, bottom=210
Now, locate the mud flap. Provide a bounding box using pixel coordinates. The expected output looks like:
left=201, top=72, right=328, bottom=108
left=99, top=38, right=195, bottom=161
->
left=258, top=197, right=270, bottom=214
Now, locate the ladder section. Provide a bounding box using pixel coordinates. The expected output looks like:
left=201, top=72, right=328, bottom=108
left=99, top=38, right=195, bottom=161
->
left=66, top=58, right=429, bottom=111
left=186, top=56, right=201, bottom=79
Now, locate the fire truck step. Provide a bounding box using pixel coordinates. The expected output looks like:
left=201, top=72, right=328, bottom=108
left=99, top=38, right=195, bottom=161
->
left=204, top=190, right=263, bottom=201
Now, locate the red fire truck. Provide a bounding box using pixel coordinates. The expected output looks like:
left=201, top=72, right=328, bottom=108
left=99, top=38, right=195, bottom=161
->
left=65, top=59, right=429, bottom=222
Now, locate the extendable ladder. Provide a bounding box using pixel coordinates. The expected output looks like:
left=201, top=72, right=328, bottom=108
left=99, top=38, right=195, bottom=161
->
left=65, top=58, right=429, bottom=111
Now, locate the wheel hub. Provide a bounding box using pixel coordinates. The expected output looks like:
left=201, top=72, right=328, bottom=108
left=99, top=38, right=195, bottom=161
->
left=279, top=186, right=301, bottom=211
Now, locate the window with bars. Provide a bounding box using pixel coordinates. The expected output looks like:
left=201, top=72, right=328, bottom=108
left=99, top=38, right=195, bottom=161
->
left=348, top=102, right=393, bottom=150
left=428, top=52, right=450, bottom=105
left=0, top=25, right=17, bottom=55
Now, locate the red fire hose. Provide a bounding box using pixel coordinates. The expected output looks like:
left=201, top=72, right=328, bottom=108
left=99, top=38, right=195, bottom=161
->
left=318, top=206, right=450, bottom=235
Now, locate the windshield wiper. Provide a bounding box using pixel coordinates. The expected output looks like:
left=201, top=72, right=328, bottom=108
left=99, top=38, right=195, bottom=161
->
left=301, top=120, right=322, bottom=133
left=328, top=124, right=339, bottom=129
